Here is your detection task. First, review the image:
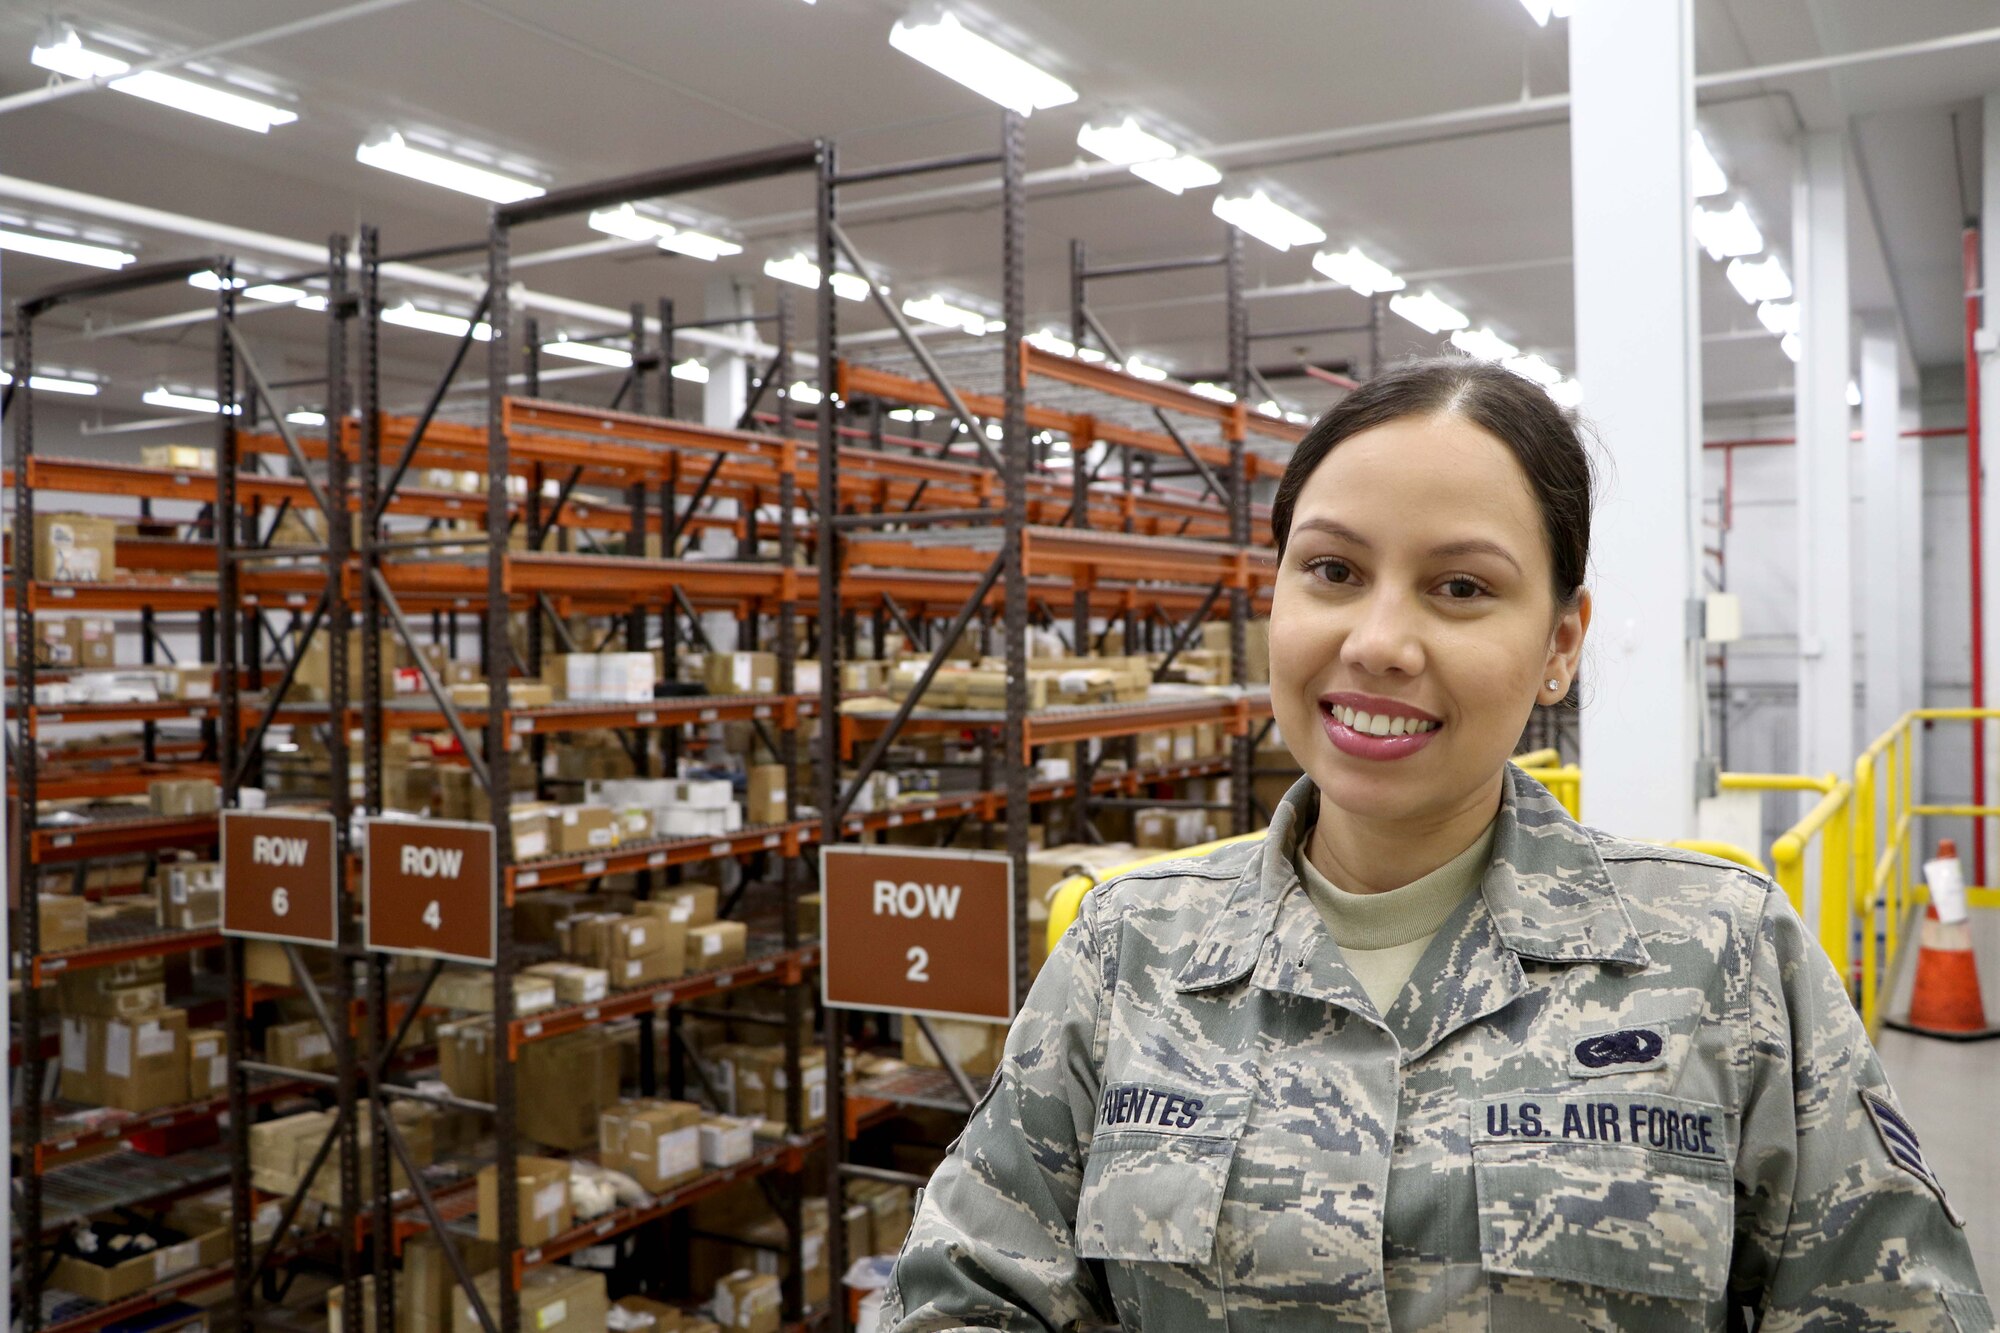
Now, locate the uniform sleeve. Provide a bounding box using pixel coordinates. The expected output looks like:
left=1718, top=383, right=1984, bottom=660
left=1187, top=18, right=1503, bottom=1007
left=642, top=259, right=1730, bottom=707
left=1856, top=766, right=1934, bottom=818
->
left=880, top=890, right=1114, bottom=1333
left=1732, top=884, right=1993, bottom=1331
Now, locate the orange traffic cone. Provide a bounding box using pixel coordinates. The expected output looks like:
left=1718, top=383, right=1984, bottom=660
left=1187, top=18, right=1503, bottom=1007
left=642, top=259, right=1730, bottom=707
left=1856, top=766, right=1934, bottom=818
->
left=1887, top=839, right=2000, bottom=1041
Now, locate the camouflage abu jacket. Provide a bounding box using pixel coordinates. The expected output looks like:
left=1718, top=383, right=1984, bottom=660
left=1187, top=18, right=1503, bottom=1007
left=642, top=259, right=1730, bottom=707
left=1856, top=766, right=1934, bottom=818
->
left=883, top=764, right=1991, bottom=1331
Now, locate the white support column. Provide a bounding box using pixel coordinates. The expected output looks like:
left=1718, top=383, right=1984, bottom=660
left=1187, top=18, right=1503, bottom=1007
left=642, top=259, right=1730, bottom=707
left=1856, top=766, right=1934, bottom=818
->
left=1861, top=316, right=1903, bottom=746
left=1980, top=93, right=2000, bottom=885
left=1793, top=131, right=1854, bottom=796
left=1568, top=0, right=1703, bottom=837
left=703, top=273, right=752, bottom=430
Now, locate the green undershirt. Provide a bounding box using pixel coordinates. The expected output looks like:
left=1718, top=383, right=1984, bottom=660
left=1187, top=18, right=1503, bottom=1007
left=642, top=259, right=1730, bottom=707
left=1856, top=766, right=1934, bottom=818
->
left=1296, top=816, right=1497, bottom=1015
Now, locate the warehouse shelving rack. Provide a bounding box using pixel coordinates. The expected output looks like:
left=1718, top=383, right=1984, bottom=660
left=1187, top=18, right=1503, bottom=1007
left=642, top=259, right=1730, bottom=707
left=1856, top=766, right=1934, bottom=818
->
left=8, top=254, right=259, bottom=1333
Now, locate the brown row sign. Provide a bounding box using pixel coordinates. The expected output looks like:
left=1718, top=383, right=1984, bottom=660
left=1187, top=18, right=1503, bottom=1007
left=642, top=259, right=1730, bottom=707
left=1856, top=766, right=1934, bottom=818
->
left=363, top=818, right=496, bottom=965
left=819, top=846, right=1015, bottom=1023
left=221, top=810, right=339, bottom=947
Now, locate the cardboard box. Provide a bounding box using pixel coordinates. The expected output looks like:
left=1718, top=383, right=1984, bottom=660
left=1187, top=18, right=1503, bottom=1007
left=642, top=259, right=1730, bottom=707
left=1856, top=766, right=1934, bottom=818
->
left=523, top=960, right=609, bottom=1005
left=139, top=444, right=217, bottom=472
left=713, top=1270, right=781, bottom=1333
left=554, top=804, right=617, bottom=855
left=612, top=805, right=654, bottom=843
left=640, top=880, right=720, bottom=924
left=59, top=1015, right=100, bottom=1104
left=602, top=1099, right=704, bottom=1191
left=35, top=512, right=117, bottom=582
left=452, top=1266, right=604, bottom=1333
left=514, top=890, right=580, bottom=945
left=517, top=1030, right=621, bottom=1151
left=49, top=1221, right=226, bottom=1303
left=509, top=803, right=555, bottom=860
left=476, top=1155, right=571, bottom=1248
left=902, top=1016, right=1006, bottom=1080
left=148, top=778, right=220, bottom=816
left=65, top=615, right=116, bottom=668
left=99, top=1008, right=189, bottom=1111
left=404, top=1231, right=498, bottom=1333
left=38, top=894, right=88, bottom=953
left=687, top=921, right=747, bottom=971
left=268, top=1019, right=336, bottom=1073
left=840, top=659, right=888, bottom=694
left=699, top=1116, right=756, bottom=1168
left=746, top=765, right=787, bottom=825
left=187, top=1028, right=227, bottom=1100
left=703, top=651, right=778, bottom=696
left=611, top=1295, right=687, bottom=1332
left=429, top=970, right=557, bottom=1016
left=438, top=1018, right=493, bottom=1103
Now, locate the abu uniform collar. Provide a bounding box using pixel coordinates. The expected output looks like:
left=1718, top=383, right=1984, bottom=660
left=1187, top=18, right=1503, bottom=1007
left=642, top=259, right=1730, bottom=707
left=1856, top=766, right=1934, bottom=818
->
left=1173, top=761, right=1650, bottom=1001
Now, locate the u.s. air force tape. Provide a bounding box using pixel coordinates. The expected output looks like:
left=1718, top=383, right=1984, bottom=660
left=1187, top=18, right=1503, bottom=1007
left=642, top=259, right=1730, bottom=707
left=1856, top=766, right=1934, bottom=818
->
left=1474, top=1092, right=1729, bottom=1163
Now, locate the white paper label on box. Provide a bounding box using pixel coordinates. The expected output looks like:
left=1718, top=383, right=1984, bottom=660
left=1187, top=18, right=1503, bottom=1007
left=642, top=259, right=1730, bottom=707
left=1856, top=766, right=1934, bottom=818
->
left=536, top=1299, right=567, bottom=1330
left=810, top=1080, right=827, bottom=1122
left=629, top=925, right=646, bottom=949
left=625, top=960, right=642, bottom=981
left=669, top=901, right=693, bottom=923
left=805, top=1231, right=825, bottom=1270
left=61, top=1018, right=88, bottom=1073
left=154, top=1238, right=198, bottom=1281
left=105, top=1021, right=133, bottom=1078
left=701, top=932, right=723, bottom=956
left=298, top=1033, right=331, bottom=1061
left=210, top=1055, right=227, bottom=1087
left=581, top=976, right=606, bottom=1002
left=589, top=826, right=612, bottom=847
left=137, top=1021, right=175, bottom=1058
left=659, top=1126, right=700, bottom=1179
left=532, top=1181, right=565, bottom=1220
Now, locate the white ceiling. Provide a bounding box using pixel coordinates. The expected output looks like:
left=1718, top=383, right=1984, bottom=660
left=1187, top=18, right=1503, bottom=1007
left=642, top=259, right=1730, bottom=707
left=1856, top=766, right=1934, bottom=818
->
left=0, top=0, right=1995, bottom=436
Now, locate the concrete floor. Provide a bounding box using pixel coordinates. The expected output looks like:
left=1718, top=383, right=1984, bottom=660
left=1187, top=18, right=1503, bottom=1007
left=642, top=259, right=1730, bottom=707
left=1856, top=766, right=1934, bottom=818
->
left=1874, top=908, right=2000, bottom=1290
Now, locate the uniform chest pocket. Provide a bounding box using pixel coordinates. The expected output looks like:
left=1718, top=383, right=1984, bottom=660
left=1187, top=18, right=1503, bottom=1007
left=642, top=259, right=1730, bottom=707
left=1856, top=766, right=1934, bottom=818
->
left=1471, top=1092, right=1734, bottom=1303
left=1075, top=1089, right=1248, bottom=1265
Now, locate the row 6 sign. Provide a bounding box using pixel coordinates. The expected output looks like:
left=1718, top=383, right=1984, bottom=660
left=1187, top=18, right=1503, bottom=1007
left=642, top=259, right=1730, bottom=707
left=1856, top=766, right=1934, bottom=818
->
left=221, top=810, right=339, bottom=947
left=819, top=845, right=1016, bottom=1024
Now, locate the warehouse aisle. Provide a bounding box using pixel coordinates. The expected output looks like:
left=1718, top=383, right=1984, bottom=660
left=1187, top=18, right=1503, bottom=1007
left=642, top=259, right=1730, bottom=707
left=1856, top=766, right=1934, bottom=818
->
left=1875, top=909, right=2000, bottom=1288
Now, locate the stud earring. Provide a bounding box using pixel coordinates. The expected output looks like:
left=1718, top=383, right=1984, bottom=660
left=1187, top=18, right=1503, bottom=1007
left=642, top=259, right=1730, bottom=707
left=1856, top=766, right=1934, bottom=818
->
left=1546, top=678, right=1562, bottom=692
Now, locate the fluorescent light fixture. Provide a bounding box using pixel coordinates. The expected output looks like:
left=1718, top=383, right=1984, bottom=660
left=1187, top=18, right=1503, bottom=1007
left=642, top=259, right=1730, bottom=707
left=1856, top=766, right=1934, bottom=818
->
left=1389, top=291, right=1469, bottom=334
left=787, top=381, right=823, bottom=405
left=671, top=359, right=710, bottom=384
left=1846, top=379, right=1862, bottom=407
left=1692, top=200, right=1763, bottom=261
left=1285, top=410, right=1310, bottom=425
left=1076, top=346, right=1106, bottom=363
left=1780, top=333, right=1801, bottom=363
left=1450, top=327, right=1519, bottom=362
left=285, top=410, right=327, bottom=426
left=357, top=130, right=543, bottom=204
left=542, top=337, right=632, bottom=368
left=1129, top=154, right=1221, bottom=195
left=1549, top=379, right=1583, bottom=409
left=1123, top=356, right=1169, bottom=382
left=32, top=29, right=297, bottom=133
left=144, top=387, right=236, bottom=415
left=1047, top=436, right=1071, bottom=451
left=1726, top=256, right=1791, bottom=304
left=984, top=422, right=1004, bottom=442
left=188, top=269, right=324, bottom=309
left=1312, top=246, right=1404, bottom=297
left=903, top=295, right=991, bottom=336
left=1504, top=353, right=1563, bottom=387
left=0, top=226, right=133, bottom=270
left=763, top=253, right=869, bottom=301
left=1189, top=381, right=1237, bottom=403
left=586, top=205, right=740, bottom=261
left=1026, top=329, right=1077, bottom=357
left=888, top=12, right=1077, bottom=116
left=1756, top=301, right=1798, bottom=337
left=0, top=370, right=99, bottom=395
left=889, top=407, right=936, bottom=423
left=1212, top=190, right=1325, bottom=252
left=382, top=301, right=493, bottom=342
left=1077, top=118, right=1175, bottom=166
left=1518, top=0, right=1574, bottom=25
left=1690, top=131, right=1727, bottom=199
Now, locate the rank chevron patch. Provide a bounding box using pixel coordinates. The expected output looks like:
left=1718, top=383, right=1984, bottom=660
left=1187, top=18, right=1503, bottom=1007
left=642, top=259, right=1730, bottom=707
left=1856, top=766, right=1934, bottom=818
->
left=1859, top=1089, right=1964, bottom=1227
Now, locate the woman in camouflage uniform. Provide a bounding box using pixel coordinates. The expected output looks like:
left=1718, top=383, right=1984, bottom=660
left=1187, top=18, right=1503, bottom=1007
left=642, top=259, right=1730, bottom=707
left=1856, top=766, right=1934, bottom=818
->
left=884, top=359, right=1990, bottom=1331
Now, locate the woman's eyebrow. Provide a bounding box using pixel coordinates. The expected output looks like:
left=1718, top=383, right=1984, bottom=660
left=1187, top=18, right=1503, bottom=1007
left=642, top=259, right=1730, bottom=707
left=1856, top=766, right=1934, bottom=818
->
left=1291, top=517, right=1522, bottom=574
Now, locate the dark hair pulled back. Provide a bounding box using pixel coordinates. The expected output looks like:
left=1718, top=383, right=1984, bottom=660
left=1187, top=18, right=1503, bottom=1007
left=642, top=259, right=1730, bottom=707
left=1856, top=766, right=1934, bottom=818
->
left=1270, top=356, right=1595, bottom=611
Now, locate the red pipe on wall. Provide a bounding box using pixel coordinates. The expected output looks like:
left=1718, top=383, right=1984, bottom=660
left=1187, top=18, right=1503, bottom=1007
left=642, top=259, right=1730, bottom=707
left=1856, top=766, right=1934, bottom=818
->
left=1966, top=224, right=1987, bottom=882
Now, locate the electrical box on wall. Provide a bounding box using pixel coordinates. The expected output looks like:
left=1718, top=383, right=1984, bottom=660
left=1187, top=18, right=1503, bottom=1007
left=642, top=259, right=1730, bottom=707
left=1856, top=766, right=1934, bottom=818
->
left=1704, top=592, right=1742, bottom=644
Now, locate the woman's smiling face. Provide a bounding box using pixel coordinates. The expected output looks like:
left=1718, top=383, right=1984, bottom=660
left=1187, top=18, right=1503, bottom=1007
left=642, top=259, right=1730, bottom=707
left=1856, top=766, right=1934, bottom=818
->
left=1268, top=411, right=1590, bottom=825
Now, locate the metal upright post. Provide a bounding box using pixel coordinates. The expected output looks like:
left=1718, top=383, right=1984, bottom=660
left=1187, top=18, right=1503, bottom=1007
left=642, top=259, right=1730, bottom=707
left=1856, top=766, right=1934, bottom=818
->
left=324, top=234, right=364, bottom=1333
left=524, top=315, right=541, bottom=398
left=485, top=212, right=521, bottom=1333
left=12, top=296, right=44, bottom=1333
left=814, top=136, right=850, bottom=1333
left=775, top=288, right=806, bottom=1322
left=630, top=301, right=648, bottom=417
left=1224, top=227, right=1254, bottom=835
left=660, top=298, right=677, bottom=420
left=1000, top=109, right=1032, bottom=1009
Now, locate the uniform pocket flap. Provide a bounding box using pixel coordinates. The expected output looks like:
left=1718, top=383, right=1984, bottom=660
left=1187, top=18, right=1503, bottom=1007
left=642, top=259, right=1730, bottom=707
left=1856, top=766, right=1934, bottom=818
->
left=1472, top=1093, right=1733, bottom=1303
left=1076, top=1087, right=1247, bottom=1264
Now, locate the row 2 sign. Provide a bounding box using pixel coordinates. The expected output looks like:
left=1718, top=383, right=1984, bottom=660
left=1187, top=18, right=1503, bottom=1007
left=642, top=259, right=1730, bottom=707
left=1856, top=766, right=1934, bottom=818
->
left=819, top=845, right=1016, bottom=1024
